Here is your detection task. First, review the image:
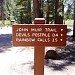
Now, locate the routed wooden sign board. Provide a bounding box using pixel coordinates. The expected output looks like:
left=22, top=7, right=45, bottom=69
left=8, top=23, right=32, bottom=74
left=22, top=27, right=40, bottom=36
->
left=13, top=25, right=67, bottom=46
left=12, top=19, right=67, bottom=75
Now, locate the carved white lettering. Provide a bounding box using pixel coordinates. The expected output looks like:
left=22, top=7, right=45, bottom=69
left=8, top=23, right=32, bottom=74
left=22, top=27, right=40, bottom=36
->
left=45, top=28, right=57, bottom=32
left=16, top=38, right=35, bottom=42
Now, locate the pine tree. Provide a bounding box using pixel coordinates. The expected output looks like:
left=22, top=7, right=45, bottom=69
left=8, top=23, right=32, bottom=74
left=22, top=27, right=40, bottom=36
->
left=0, top=0, right=4, bottom=20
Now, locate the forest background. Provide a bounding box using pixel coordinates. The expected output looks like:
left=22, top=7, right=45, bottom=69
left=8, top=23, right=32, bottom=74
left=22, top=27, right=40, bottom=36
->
left=0, top=0, right=73, bottom=27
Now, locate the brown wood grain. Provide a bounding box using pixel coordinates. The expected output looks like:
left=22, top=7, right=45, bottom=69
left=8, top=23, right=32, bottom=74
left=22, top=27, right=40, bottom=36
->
left=34, top=46, right=45, bottom=75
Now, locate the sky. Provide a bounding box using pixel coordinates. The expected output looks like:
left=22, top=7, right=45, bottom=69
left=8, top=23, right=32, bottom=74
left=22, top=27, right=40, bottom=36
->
left=64, top=0, right=73, bottom=13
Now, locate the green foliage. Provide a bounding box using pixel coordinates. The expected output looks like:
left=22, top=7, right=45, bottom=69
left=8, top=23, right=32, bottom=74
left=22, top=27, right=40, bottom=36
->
left=0, top=20, right=11, bottom=26
left=3, top=0, right=17, bottom=20
left=14, top=0, right=32, bottom=24
left=4, top=20, right=11, bottom=26
left=2, top=0, right=73, bottom=25
left=3, top=0, right=32, bottom=24
left=0, top=21, right=2, bottom=25
left=44, top=0, right=63, bottom=24
left=65, top=19, right=73, bottom=27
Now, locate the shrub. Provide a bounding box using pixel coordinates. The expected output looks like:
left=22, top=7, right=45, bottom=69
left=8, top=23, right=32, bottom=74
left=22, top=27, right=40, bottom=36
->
left=4, top=20, right=11, bottom=26
left=0, top=20, right=2, bottom=26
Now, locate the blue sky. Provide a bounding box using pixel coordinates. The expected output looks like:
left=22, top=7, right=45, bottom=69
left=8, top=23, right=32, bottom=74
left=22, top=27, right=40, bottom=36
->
left=64, top=0, right=73, bottom=13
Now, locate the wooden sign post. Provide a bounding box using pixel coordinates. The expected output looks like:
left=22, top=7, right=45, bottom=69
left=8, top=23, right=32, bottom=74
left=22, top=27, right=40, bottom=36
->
left=12, top=18, right=67, bottom=75
left=34, top=18, right=45, bottom=75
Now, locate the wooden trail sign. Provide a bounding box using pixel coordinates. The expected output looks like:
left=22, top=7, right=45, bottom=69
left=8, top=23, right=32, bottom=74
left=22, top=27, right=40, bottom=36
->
left=12, top=25, right=67, bottom=46
left=12, top=18, right=67, bottom=75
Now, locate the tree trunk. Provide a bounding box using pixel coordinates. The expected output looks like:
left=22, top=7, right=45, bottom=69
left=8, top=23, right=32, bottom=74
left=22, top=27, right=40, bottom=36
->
left=0, top=0, right=4, bottom=20
left=28, top=0, right=32, bottom=24
left=39, top=0, right=43, bottom=18
left=20, top=11, right=23, bottom=24
left=55, top=0, right=59, bottom=24
left=33, top=0, right=39, bottom=18
left=55, top=0, right=63, bottom=24
left=73, top=0, right=75, bottom=39
left=33, top=0, right=43, bottom=18
left=46, top=0, right=49, bottom=24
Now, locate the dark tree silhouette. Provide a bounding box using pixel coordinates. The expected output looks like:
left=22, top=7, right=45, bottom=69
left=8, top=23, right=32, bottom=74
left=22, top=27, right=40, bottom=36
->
left=55, top=0, right=63, bottom=24
left=33, top=0, right=43, bottom=18
left=0, top=0, right=4, bottom=20
left=73, top=0, right=75, bottom=38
